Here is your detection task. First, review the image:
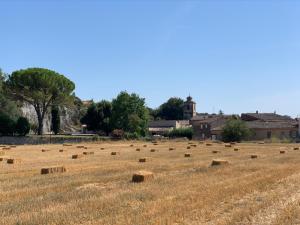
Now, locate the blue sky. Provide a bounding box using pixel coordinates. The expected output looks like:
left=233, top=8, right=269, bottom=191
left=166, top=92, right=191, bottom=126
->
left=1, top=1, right=299, bottom=117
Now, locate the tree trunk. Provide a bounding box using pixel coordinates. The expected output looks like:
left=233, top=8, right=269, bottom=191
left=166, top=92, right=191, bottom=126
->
left=35, top=106, right=45, bottom=135
left=37, top=115, right=44, bottom=135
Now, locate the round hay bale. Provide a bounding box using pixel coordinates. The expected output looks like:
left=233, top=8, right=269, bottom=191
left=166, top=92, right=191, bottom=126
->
left=225, top=144, right=232, bottom=148
left=136, top=148, right=141, bottom=152
left=211, top=159, right=229, bottom=167
left=206, top=143, right=212, bottom=146
left=280, top=150, right=286, bottom=154
left=293, top=147, right=299, bottom=151
left=187, top=146, right=191, bottom=149
left=234, top=148, right=239, bottom=152
left=169, top=148, right=175, bottom=151
left=150, top=149, right=156, bottom=152
left=100, top=148, right=105, bottom=150
left=143, top=145, right=147, bottom=148
left=132, top=170, right=154, bottom=183
left=59, top=149, right=64, bottom=153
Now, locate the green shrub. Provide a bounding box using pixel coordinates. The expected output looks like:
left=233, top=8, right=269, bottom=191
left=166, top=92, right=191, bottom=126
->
left=222, top=118, right=250, bottom=142
left=124, top=132, right=140, bottom=140
left=168, top=127, right=194, bottom=140
left=0, top=112, right=16, bottom=136
left=15, top=117, right=30, bottom=136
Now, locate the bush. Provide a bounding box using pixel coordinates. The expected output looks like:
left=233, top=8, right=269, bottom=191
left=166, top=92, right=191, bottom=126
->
left=168, top=127, right=194, bottom=140
left=0, top=112, right=16, bottom=136
left=124, top=132, right=140, bottom=140
left=111, top=129, right=125, bottom=139
left=15, top=117, right=30, bottom=136
left=222, top=118, right=250, bottom=142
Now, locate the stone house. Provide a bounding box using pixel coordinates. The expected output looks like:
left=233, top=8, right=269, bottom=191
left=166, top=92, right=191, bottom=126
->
left=148, top=120, right=190, bottom=135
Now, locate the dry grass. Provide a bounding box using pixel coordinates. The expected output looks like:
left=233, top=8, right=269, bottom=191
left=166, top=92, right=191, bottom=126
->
left=1, top=141, right=300, bottom=225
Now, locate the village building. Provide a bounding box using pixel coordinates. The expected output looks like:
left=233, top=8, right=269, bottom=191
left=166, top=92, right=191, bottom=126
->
left=148, top=96, right=299, bottom=141
left=148, top=120, right=190, bottom=136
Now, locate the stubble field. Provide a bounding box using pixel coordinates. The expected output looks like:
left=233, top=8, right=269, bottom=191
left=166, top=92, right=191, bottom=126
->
left=1, top=140, right=300, bottom=225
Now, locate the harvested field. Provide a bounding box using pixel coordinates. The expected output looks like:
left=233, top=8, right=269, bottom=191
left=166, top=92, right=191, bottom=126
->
left=1, top=141, right=300, bottom=225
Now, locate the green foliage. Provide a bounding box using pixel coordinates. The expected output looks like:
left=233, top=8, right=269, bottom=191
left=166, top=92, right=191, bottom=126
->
left=80, top=100, right=112, bottom=135
left=0, top=112, right=16, bottom=136
left=6, top=68, right=75, bottom=135
left=110, top=91, right=149, bottom=137
left=168, top=127, right=194, bottom=140
left=15, top=117, right=30, bottom=136
left=221, top=118, right=250, bottom=142
left=0, top=69, right=21, bottom=121
left=157, top=97, right=184, bottom=120
left=51, top=106, right=60, bottom=135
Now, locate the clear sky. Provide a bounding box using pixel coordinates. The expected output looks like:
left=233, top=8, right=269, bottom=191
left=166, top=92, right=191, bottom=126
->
left=1, top=0, right=299, bottom=117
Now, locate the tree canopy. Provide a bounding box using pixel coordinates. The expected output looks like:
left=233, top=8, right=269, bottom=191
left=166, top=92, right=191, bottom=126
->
left=110, top=92, right=149, bottom=137
left=156, top=97, right=184, bottom=120
left=80, top=100, right=112, bottom=135
left=6, top=68, right=75, bottom=135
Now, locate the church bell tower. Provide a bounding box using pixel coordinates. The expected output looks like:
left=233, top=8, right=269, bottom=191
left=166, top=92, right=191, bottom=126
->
left=183, top=96, right=196, bottom=120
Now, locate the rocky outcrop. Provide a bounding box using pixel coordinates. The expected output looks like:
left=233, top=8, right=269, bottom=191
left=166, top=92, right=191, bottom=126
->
left=21, top=103, right=82, bottom=134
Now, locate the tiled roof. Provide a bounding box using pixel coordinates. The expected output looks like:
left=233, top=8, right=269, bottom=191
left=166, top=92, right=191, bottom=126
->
left=148, top=120, right=177, bottom=128
left=241, top=113, right=293, bottom=122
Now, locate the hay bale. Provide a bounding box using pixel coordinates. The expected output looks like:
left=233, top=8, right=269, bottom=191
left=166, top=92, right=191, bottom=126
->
left=111, top=152, right=120, bottom=155
left=130, top=144, right=134, bottom=147
left=206, top=143, right=212, bottom=146
left=139, top=158, right=147, bottom=163
left=0, top=145, right=6, bottom=148
left=41, top=149, right=50, bottom=152
left=41, top=166, right=66, bottom=175
left=153, top=143, right=158, bottom=146
left=143, top=145, right=147, bottom=147
left=234, top=148, right=239, bottom=152
left=251, top=155, right=258, bottom=159
left=150, top=149, right=156, bottom=152
left=191, top=144, right=197, bottom=147
left=83, top=151, right=94, bottom=155
left=225, top=144, right=232, bottom=148
left=136, top=148, right=141, bottom=152
left=77, top=146, right=85, bottom=149
left=212, top=150, right=220, bottom=154
left=211, top=159, right=229, bottom=167
left=2, top=147, right=11, bottom=150
left=100, top=148, right=105, bottom=150
left=72, top=154, right=84, bottom=159
left=280, top=150, right=286, bottom=154
left=7, top=158, right=21, bottom=164
left=187, top=146, right=191, bottom=149
left=63, top=144, right=72, bottom=147
left=0, top=151, right=5, bottom=156
left=0, top=157, right=7, bottom=162
left=294, top=147, right=299, bottom=151
left=169, top=148, right=175, bottom=151
left=132, top=170, right=154, bottom=183
left=59, top=149, right=64, bottom=152
left=184, top=153, right=191, bottom=157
